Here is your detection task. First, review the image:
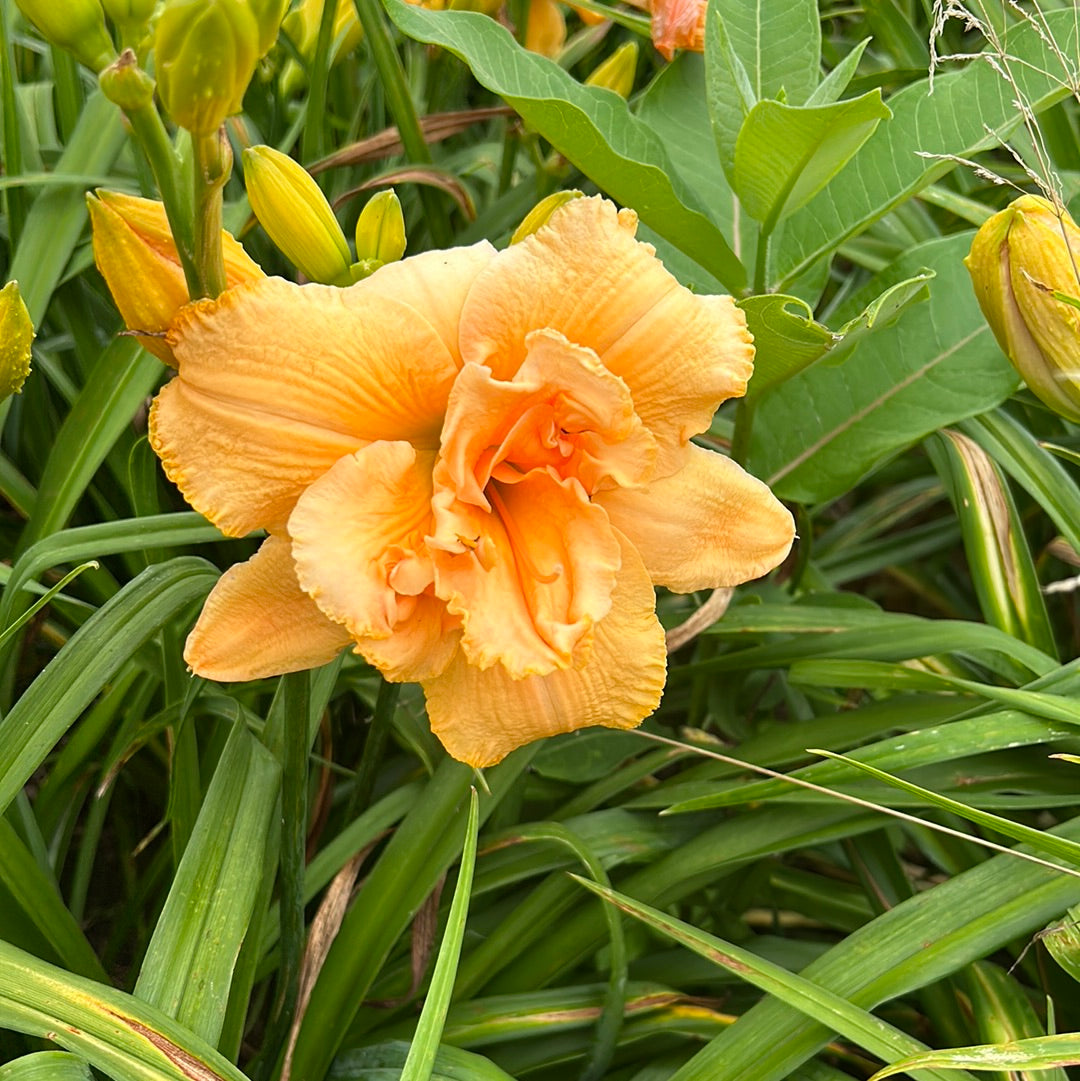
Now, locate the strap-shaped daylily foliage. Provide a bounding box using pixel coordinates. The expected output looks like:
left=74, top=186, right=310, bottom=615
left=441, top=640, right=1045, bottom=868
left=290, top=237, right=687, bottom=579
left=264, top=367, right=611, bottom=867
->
left=102, top=195, right=793, bottom=766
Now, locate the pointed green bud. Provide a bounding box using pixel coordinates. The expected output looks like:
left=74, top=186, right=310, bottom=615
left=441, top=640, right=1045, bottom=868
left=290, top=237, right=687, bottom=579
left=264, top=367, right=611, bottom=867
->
left=354, top=189, right=406, bottom=268
left=510, top=190, right=584, bottom=244
left=14, top=0, right=117, bottom=72
left=155, top=0, right=260, bottom=135
left=99, top=48, right=156, bottom=111
left=0, top=282, right=34, bottom=403
left=243, top=145, right=352, bottom=284
left=584, top=41, right=638, bottom=98
left=248, top=0, right=290, bottom=56
left=966, top=194, right=1080, bottom=423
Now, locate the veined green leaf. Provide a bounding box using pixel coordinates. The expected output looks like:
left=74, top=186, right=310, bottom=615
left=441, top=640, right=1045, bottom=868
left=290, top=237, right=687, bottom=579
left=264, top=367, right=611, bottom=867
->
left=871, top=1034, right=1080, bottom=1080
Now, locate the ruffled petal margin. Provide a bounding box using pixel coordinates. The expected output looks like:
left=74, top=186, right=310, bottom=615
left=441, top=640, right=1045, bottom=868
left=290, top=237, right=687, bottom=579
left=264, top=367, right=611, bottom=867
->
left=185, top=535, right=351, bottom=681
left=422, top=533, right=665, bottom=768
left=597, top=444, right=795, bottom=592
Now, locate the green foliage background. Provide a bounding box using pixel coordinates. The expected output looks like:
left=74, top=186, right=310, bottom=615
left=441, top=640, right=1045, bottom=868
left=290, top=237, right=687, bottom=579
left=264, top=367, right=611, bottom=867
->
left=3, top=0, right=1080, bottom=1079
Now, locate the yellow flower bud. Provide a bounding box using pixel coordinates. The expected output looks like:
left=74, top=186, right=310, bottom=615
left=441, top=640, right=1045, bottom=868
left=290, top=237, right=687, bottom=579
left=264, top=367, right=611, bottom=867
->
left=354, top=189, right=407, bottom=268
left=155, top=0, right=260, bottom=135
left=14, top=0, right=117, bottom=72
left=278, top=0, right=362, bottom=94
left=510, top=190, right=584, bottom=245
left=584, top=42, right=638, bottom=98
left=966, top=194, right=1080, bottom=423
left=0, top=282, right=34, bottom=403
left=243, top=145, right=352, bottom=285
left=99, top=49, right=156, bottom=112
left=88, top=190, right=262, bottom=363
left=248, top=0, right=290, bottom=56
left=100, top=0, right=156, bottom=32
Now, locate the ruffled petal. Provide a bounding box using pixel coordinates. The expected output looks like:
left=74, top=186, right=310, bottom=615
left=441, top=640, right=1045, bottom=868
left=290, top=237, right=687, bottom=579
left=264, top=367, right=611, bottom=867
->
left=153, top=275, right=459, bottom=535
left=597, top=444, right=795, bottom=592
left=430, top=470, right=621, bottom=678
left=355, top=593, right=462, bottom=682
left=360, top=242, right=496, bottom=368
left=288, top=441, right=436, bottom=640
left=423, top=534, right=665, bottom=767
left=185, top=535, right=351, bottom=681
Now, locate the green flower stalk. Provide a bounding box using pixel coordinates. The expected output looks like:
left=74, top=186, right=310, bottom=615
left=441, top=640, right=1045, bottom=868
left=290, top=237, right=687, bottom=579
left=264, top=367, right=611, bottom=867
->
left=14, top=0, right=117, bottom=71
left=0, top=282, right=34, bottom=403
left=243, top=145, right=352, bottom=284
left=966, top=194, right=1080, bottom=423
left=155, top=0, right=260, bottom=135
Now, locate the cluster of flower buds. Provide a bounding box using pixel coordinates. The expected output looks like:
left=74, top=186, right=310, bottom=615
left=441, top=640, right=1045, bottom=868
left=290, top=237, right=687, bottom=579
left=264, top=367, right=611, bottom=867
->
left=966, top=194, right=1080, bottom=424
left=244, top=145, right=407, bottom=283
left=16, top=0, right=287, bottom=133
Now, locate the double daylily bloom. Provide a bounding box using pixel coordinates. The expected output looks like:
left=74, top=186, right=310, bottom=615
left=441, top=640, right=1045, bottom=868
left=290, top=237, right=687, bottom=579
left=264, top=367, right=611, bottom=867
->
left=99, top=194, right=793, bottom=766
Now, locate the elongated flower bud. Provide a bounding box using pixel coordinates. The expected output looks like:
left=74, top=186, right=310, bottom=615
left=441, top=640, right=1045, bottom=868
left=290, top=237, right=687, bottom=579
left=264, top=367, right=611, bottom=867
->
left=510, top=190, right=583, bottom=245
left=155, top=0, right=260, bottom=135
left=0, top=282, right=34, bottom=403
left=15, top=0, right=117, bottom=72
left=88, top=190, right=262, bottom=363
left=585, top=42, right=638, bottom=98
left=248, top=0, right=290, bottom=55
left=243, top=145, right=352, bottom=284
left=966, top=194, right=1080, bottom=423
left=354, top=189, right=406, bottom=268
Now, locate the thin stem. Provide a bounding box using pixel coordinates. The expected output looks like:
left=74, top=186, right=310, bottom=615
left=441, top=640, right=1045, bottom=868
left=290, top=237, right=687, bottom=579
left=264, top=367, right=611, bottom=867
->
left=191, top=130, right=229, bottom=299
left=730, top=398, right=754, bottom=466
left=346, top=678, right=401, bottom=820
left=350, top=0, right=453, bottom=247
left=753, top=225, right=771, bottom=294
left=302, top=0, right=339, bottom=164
left=124, top=101, right=200, bottom=296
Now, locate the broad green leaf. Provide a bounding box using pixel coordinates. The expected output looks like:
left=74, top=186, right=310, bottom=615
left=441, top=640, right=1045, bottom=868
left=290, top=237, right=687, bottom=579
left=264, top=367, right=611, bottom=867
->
left=740, top=269, right=932, bottom=403
left=383, top=0, right=747, bottom=293
left=704, top=0, right=821, bottom=180
left=805, top=38, right=870, bottom=107
left=0, top=557, right=216, bottom=818
left=573, top=877, right=974, bottom=1081
left=748, top=233, right=1019, bottom=504
left=771, top=10, right=1079, bottom=289
left=134, top=722, right=281, bottom=1047
left=871, top=1034, right=1080, bottom=1080
left=0, top=1053, right=93, bottom=1081
left=0, top=939, right=248, bottom=1081
left=734, top=92, right=891, bottom=232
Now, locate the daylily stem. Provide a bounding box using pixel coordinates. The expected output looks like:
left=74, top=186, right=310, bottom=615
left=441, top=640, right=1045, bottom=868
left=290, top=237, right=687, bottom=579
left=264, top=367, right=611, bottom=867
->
left=731, top=398, right=754, bottom=466
left=124, top=99, right=201, bottom=297
left=347, top=678, right=402, bottom=819
left=350, top=0, right=454, bottom=248
left=301, top=0, right=339, bottom=164
left=753, top=226, right=771, bottom=295
left=191, top=130, right=230, bottom=299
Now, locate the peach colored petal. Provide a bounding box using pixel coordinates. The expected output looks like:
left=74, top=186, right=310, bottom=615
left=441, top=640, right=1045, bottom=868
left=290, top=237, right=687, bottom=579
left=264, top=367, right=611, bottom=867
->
left=153, top=275, right=459, bottom=536
left=429, top=470, right=621, bottom=678
left=185, top=535, right=351, bottom=681
left=599, top=292, right=752, bottom=474
left=288, top=441, right=436, bottom=640
left=525, top=0, right=566, bottom=56
left=438, top=332, right=656, bottom=508
left=649, top=0, right=705, bottom=59
left=355, top=593, right=462, bottom=682
left=422, top=533, right=665, bottom=767
left=597, top=444, right=795, bottom=592
left=359, top=242, right=496, bottom=368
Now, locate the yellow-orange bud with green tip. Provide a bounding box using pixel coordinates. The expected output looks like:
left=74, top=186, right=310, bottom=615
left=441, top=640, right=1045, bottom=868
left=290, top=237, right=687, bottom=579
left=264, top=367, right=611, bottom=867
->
left=966, top=194, right=1080, bottom=423
left=14, top=0, right=117, bottom=72
left=354, top=189, right=406, bottom=269
left=88, top=190, right=263, bottom=363
left=0, top=282, right=34, bottom=403
left=155, top=0, right=260, bottom=135
left=585, top=42, right=638, bottom=99
left=510, top=190, right=583, bottom=245
left=243, top=145, right=352, bottom=284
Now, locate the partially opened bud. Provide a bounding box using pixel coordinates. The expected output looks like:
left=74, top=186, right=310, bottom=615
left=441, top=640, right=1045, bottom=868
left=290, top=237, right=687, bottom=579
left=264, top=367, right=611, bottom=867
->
left=511, top=190, right=583, bottom=245
left=354, top=189, right=406, bottom=268
left=243, top=145, right=352, bottom=284
left=88, top=190, right=262, bottom=363
left=15, top=0, right=117, bottom=72
left=0, top=282, right=34, bottom=403
left=155, top=0, right=260, bottom=134
left=966, top=194, right=1080, bottom=423
left=585, top=41, right=638, bottom=98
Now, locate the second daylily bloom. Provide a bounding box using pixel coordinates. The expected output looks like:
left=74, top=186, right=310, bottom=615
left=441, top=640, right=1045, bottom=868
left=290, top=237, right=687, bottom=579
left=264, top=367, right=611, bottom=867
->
left=149, top=196, right=794, bottom=767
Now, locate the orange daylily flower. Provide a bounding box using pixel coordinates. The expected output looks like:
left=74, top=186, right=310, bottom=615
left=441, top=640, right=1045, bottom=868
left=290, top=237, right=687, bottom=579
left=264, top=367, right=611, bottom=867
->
left=149, top=196, right=794, bottom=767
left=622, top=0, right=704, bottom=59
